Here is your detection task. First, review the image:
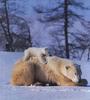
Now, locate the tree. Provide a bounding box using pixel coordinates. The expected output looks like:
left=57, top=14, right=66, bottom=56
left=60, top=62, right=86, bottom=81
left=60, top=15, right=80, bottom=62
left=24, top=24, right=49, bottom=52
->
left=0, top=0, right=13, bottom=51
left=34, top=0, right=89, bottom=59
left=64, top=0, right=69, bottom=58
left=0, top=0, right=32, bottom=51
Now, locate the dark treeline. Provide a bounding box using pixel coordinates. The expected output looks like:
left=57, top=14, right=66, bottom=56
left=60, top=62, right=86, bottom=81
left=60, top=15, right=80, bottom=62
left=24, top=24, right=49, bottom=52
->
left=0, top=0, right=32, bottom=51
left=34, top=0, right=90, bottom=60
left=0, top=0, right=90, bottom=60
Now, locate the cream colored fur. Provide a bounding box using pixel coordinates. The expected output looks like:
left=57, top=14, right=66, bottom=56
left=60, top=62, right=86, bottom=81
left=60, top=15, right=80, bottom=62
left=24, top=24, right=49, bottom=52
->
left=10, top=59, right=35, bottom=86
left=11, top=56, right=80, bottom=86
left=23, top=47, right=49, bottom=64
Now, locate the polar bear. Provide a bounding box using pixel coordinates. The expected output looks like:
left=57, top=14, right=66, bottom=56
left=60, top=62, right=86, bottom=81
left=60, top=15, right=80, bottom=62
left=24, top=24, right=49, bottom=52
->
left=11, top=56, right=83, bottom=86
left=23, top=47, right=49, bottom=64
left=46, top=56, right=80, bottom=85
left=10, top=59, right=35, bottom=86
left=34, top=56, right=80, bottom=86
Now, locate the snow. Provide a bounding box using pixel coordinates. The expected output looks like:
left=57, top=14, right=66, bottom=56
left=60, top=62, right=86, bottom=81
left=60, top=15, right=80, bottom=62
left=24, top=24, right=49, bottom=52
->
left=1, top=86, right=90, bottom=100
left=0, top=52, right=90, bottom=100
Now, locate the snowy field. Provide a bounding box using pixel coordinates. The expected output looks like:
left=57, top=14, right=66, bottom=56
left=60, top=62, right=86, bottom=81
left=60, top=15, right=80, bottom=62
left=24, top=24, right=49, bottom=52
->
left=0, top=52, right=90, bottom=100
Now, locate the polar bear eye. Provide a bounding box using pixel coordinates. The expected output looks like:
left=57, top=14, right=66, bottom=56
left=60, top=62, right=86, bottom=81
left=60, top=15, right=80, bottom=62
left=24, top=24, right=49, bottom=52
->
left=66, top=66, right=70, bottom=70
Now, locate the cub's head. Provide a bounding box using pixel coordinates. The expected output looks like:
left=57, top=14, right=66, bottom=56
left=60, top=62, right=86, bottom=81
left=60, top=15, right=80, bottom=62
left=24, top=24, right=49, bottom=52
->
left=60, top=59, right=80, bottom=83
left=23, top=47, right=49, bottom=64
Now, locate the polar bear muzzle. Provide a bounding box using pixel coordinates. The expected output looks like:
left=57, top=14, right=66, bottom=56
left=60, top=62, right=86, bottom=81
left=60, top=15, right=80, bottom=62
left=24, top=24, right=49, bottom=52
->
left=62, top=65, right=80, bottom=83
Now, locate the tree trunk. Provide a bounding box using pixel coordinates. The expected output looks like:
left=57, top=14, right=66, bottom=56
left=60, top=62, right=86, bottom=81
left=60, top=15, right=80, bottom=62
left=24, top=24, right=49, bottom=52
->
left=64, top=0, right=69, bottom=58
left=4, top=0, right=14, bottom=51
left=27, top=24, right=32, bottom=47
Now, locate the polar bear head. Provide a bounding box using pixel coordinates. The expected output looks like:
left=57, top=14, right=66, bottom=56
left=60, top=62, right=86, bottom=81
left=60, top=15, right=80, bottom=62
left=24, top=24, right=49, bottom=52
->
left=46, top=56, right=80, bottom=83
left=60, top=59, right=80, bottom=83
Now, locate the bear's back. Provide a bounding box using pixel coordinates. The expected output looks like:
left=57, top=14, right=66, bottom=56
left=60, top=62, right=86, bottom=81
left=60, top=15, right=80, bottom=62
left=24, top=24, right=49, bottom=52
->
left=46, top=56, right=73, bottom=70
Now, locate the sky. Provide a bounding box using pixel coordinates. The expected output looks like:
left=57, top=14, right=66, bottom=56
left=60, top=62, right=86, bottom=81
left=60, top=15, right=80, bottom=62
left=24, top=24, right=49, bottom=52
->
left=81, top=0, right=90, bottom=20
left=13, top=0, right=90, bottom=47
left=22, top=0, right=90, bottom=20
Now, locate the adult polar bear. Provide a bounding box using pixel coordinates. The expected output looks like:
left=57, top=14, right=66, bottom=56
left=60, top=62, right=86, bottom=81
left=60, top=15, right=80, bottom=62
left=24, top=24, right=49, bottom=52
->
left=11, top=47, right=81, bottom=86
left=46, top=56, right=80, bottom=85
left=33, top=56, right=80, bottom=86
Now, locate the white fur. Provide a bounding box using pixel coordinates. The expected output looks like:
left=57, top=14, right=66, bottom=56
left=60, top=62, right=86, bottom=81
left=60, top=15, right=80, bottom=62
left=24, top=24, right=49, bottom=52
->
left=23, top=47, right=49, bottom=64
left=46, top=56, right=79, bottom=83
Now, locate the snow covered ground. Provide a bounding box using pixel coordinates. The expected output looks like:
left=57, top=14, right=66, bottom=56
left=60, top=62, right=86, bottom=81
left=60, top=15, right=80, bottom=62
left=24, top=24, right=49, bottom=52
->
left=0, top=52, right=90, bottom=100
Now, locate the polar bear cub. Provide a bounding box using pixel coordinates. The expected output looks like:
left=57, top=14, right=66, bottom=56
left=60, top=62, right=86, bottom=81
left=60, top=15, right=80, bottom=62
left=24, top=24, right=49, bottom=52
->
left=23, top=47, right=49, bottom=64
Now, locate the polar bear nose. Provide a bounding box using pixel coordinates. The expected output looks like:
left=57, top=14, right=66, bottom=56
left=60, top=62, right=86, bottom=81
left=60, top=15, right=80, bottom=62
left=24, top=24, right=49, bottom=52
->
left=73, top=75, right=79, bottom=83
left=72, top=78, right=78, bottom=83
